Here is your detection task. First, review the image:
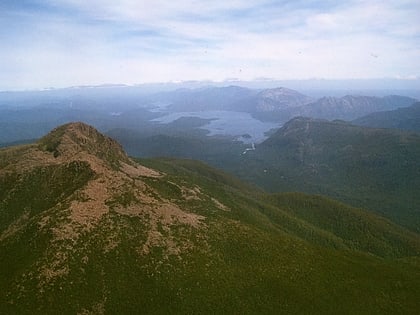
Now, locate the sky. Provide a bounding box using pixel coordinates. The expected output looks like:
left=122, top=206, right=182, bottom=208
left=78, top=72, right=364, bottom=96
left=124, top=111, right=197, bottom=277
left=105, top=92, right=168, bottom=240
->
left=1, top=0, right=419, bottom=90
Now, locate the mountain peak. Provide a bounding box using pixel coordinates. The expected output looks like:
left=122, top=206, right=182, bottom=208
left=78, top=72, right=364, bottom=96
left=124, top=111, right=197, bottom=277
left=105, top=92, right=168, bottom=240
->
left=255, top=87, right=313, bottom=111
left=38, top=122, right=129, bottom=167
left=260, top=86, right=301, bottom=96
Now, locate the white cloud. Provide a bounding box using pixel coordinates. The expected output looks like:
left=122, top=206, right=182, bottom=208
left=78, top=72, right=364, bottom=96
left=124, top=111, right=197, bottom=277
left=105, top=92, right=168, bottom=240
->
left=1, top=0, right=419, bottom=89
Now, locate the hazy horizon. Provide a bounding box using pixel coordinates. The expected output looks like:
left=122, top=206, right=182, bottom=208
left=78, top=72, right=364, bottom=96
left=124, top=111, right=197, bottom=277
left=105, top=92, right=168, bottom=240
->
left=2, top=78, right=420, bottom=96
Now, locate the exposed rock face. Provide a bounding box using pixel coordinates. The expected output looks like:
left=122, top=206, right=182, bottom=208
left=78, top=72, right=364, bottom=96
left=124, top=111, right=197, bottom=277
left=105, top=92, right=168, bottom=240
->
left=0, top=122, right=209, bottom=300
left=38, top=122, right=130, bottom=168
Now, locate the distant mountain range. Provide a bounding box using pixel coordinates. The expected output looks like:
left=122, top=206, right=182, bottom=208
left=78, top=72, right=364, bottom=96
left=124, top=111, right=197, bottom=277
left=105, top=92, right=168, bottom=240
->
left=158, top=86, right=416, bottom=115
left=353, top=101, right=420, bottom=132
left=254, top=87, right=314, bottom=110
left=253, top=94, right=417, bottom=123
left=0, top=84, right=418, bottom=145
left=1, top=122, right=420, bottom=313
left=292, top=94, right=416, bottom=120
left=154, top=86, right=417, bottom=123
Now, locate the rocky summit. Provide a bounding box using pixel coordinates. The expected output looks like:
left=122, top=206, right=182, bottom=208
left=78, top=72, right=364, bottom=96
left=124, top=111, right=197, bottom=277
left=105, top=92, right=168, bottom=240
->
left=1, top=122, right=420, bottom=314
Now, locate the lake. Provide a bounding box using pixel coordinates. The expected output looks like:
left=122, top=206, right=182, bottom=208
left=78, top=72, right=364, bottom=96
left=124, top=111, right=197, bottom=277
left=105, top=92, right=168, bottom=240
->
left=151, top=110, right=280, bottom=143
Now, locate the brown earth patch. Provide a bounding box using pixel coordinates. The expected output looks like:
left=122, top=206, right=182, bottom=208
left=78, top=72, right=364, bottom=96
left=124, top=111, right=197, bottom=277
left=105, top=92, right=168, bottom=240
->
left=211, top=197, right=230, bottom=212
left=2, top=135, right=208, bottom=287
left=181, top=185, right=203, bottom=201
left=69, top=177, right=110, bottom=228
left=120, top=161, right=162, bottom=178
left=0, top=211, right=30, bottom=242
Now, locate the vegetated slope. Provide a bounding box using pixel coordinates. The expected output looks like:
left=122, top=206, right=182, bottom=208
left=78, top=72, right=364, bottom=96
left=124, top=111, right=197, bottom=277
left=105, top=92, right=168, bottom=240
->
left=253, top=94, right=418, bottom=123
left=297, top=95, right=417, bottom=120
left=235, top=117, right=420, bottom=232
left=1, top=122, right=420, bottom=314
left=353, top=101, right=420, bottom=132
left=140, top=158, right=420, bottom=258
left=107, top=127, right=247, bottom=172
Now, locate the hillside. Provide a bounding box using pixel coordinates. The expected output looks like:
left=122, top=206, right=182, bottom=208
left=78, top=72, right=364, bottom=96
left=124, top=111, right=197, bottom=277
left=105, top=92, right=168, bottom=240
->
left=234, top=117, right=420, bottom=232
left=1, top=122, right=420, bottom=314
left=353, top=102, right=420, bottom=132
left=107, top=128, right=247, bottom=172
left=297, top=95, right=417, bottom=121
left=253, top=94, right=417, bottom=123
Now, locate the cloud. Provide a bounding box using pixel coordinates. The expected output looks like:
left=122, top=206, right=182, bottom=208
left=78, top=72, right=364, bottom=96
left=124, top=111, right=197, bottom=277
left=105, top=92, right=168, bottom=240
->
left=0, top=0, right=419, bottom=89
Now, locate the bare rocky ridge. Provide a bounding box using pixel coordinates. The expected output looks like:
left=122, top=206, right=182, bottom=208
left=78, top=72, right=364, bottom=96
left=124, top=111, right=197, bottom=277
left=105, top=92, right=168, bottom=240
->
left=0, top=122, right=217, bottom=288
left=38, top=122, right=131, bottom=166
